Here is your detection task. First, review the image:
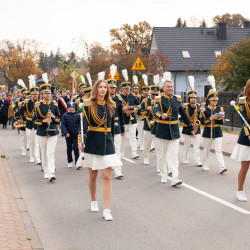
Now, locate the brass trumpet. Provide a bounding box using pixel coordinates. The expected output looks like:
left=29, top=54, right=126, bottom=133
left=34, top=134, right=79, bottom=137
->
left=193, top=120, right=200, bottom=134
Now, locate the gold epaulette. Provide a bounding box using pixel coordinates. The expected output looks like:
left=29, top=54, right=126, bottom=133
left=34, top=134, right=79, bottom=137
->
left=83, top=98, right=91, bottom=106
left=220, top=107, right=224, bottom=112
left=155, top=95, right=161, bottom=103
left=18, top=102, right=23, bottom=107
left=116, top=94, right=123, bottom=102
left=53, top=100, right=58, bottom=106
left=239, top=96, right=247, bottom=104
left=142, top=98, right=148, bottom=103
left=24, top=99, right=29, bottom=104
left=151, top=100, right=156, bottom=105
left=174, top=94, right=182, bottom=102
left=75, top=99, right=80, bottom=104
left=35, top=102, right=40, bottom=108
left=72, top=95, right=77, bottom=101
left=183, top=103, right=188, bottom=108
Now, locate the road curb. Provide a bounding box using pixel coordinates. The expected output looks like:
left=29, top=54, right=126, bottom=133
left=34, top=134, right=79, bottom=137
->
left=0, top=147, right=44, bottom=250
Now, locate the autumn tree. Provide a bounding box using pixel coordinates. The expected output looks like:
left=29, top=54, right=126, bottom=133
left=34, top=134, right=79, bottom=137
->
left=0, top=39, right=43, bottom=90
left=212, top=13, right=248, bottom=27
left=211, top=38, right=250, bottom=91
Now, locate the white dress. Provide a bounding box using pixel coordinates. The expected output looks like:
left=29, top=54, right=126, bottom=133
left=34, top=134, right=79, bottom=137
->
left=83, top=153, right=123, bottom=170
left=231, top=143, right=250, bottom=161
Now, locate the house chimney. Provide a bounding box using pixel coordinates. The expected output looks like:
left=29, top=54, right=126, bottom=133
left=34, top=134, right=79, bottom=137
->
left=217, top=22, right=227, bottom=40
left=244, top=21, right=250, bottom=28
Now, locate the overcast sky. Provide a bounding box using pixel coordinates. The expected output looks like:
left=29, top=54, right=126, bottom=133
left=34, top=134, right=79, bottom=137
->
left=1, top=0, right=249, bottom=56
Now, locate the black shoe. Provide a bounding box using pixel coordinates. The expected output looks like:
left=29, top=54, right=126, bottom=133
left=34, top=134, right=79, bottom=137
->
left=168, top=172, right=172, bottom=177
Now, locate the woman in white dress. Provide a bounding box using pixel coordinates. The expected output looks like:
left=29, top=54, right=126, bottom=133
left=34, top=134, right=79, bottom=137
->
left=79, top=78, right=122, bottom=221
left=231, top=79, right=250, bottom=201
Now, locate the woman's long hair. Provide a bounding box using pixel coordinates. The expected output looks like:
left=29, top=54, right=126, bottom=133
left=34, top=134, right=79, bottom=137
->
left=90, top=80, right=114, bottom=116
left=244, top=79, right=250, bottom=100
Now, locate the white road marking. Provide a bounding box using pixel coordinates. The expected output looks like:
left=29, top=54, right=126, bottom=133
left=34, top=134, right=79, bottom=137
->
left=121, top=157, right=136, bottom=164
left=167, top=177, right=250, bottom=215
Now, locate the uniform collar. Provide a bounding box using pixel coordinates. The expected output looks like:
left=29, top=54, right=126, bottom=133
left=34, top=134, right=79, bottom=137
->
left=164, top=94, right=172, bottom=99
left=97, top=100, right=106, bottom=105
left=208, top=105, right=217, bottom=111
left=42, top=100, right=51, bottom=105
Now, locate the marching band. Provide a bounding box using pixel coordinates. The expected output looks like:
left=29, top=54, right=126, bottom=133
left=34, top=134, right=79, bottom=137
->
left=10, top=66, right=250, bottom=221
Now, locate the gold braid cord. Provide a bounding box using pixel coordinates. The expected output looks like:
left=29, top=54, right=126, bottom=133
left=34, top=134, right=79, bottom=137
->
left=90, top=107, right=106, bottom=128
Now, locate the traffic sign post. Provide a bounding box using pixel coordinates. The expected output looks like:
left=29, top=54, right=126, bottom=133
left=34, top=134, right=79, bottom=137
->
left=132, top=57, right=146, bottom=71
left=52, top=68, right=60, bottom=76
left=108, top=71, right=120, bottom=80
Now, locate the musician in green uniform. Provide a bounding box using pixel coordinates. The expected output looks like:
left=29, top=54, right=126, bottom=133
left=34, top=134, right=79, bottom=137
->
left=138, top=82, right=160, bottom=165
left=120, top=69, right=140, bottom=159
left=181, top=76, right=202, bottom=166
left=78, top=76, right=121, bottom=221
left=14, top=84, right=28, bottom=155
left=200, top=76, right=227, bottom=174
left=231, top=79, right=250, bottom=201
left=153, top=72, right=194, bottom=186
left=19, top=83, right=41, bottom=164
left=74, top=81, right=86, bottom=111
left=33, top=76, right=60, bottom=182
left=107, top=65, right=125, bottom=178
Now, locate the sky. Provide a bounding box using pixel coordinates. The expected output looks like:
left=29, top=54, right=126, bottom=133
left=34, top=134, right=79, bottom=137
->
left=0, top=0, right=249, bottom=56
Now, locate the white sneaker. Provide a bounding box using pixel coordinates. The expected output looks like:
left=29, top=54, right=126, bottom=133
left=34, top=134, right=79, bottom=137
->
left=237, top=191, right=247, bottom=202
left=103, top=209, right=113, bottom=221
left=195, top=161, right=203, bottom=167
left=29, top=157, right=35, bottom=163
left=68, top=162, right=73, bottom=168
left=171, top=178, right=182, bottom=186
left=44, top=173, right=49, bottom=179
left=91, top=201, right=99, bottom=211
left=21, top=151, right=26, bottom=156
left=202, top=166, right=210, bottom=171
left=75, top=163, right=82, bottom=170
left=139, top=146, right=144, bottom=151
left=49, top=174, right=56, bottom=182
left=114, top=169, right=124, bottom=179
left=161, top=176, right=167, bottom=183
left=183, top=158, right=188, bottom=164
left=156, top=169, right=160, bottom=173
left=132, top=153, right=139, bottom=159
left=144, top=159, right=149, bottom=165
left=36, top=160, right=42, bottom=165
left=219, top=168, right=227, bottom=174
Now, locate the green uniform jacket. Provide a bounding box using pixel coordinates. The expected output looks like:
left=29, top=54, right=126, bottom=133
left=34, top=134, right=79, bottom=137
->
left=19, top=98, right=39, bottom=130
left=112, top=95, right=125, bottom=135
left=33, top=100, right=60, bottom=136
left=81, top=99, right=115, bottom=155
left=181, top=103, right=201, bottom=135
left=138, top=97, right=154, bottom=131
left=14, top=97, right=26, bottom=131
left=153, top=94, right=193, bottom=140
left=200, top=105, right=224, bottom=138
left=120, top=93, right=140, bottom=125
left=237, top=98, right=250, bottom=146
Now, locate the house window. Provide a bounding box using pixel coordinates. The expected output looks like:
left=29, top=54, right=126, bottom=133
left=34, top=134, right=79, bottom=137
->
left=215, top=50, right=221, bottom=57
left=182, top=50, right=190, bottom=58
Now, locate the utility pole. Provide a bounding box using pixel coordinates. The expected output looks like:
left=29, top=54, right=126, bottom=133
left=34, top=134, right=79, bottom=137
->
left=133, top=39, right=138, bottom=76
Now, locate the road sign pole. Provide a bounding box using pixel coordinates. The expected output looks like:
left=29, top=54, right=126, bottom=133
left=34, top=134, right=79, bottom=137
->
left=72, top=78, right=75, bottom=94
left=133, top=39, right=138, bottom=76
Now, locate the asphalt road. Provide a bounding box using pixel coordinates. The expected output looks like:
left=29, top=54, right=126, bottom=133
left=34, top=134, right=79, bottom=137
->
left=0, top=128, right=250, bottom=250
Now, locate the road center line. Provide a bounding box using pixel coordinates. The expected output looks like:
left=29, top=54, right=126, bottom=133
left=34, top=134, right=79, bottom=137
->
left=167, top=177, right=250, bottom=215
left=121, top=157, right=136, bottom=164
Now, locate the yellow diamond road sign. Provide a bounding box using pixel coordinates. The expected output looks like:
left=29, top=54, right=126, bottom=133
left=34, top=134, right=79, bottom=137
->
left=71, top=71, right=79, bottom=79
left=132, top=57, right=146, bottom=70
left=108, top=71, right=120, bottom=80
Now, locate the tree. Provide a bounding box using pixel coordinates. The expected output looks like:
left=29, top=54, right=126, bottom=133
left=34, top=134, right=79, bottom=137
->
left=176, top=17, right=182, bottom=27
left=211, top=38, right=250, bottom=91
left=89, top=42, right=109, bottom=60
left=0, top=39, right=42, bottom=89
left=182, top=20, right=187, bottom=27
left=110, top=21, right=152, bottom=55
left=200, top=19, right=207, bottom=27
left=212, top=13, right=248, bottom=27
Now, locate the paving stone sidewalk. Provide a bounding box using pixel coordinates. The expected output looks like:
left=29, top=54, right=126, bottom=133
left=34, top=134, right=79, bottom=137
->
left=0, top=158, right=32, bottom=250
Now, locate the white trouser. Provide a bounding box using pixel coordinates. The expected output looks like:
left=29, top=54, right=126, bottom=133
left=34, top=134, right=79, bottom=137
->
left=143, top=131, right=154, bottom=161
left=151, top=136, right=156, bottom=150
left=20, top=130, right=27, bottom=153
left=121, top=123, right=138, bottom=154
left=183, top=134, right=201, bottom=163
left=137, top=120, right=144, bottom=147
left=157, top=138, right=180, bottom=179
left=114, top=134, right=122, bottom=171
left=202, top=137, right=225, bottom=169
left=154, top=137, right=160, bottom=171
left=26, top=128, right=41, bottom=162
left=38, top=135, right=58, bottom=174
